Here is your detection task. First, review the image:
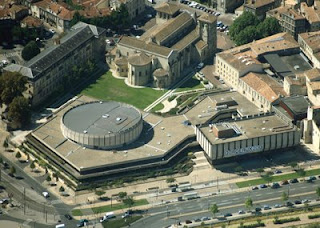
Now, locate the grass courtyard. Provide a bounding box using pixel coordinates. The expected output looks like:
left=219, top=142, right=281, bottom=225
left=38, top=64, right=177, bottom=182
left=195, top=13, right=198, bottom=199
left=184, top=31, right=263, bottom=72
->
left=81, top=71, right=166, bottom=110
left=175, top=75, right=204, bottom=92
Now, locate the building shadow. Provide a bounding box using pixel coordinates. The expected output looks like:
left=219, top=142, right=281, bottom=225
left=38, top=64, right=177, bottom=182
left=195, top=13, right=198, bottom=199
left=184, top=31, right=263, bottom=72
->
left=117, top=121, right=154, bottom=151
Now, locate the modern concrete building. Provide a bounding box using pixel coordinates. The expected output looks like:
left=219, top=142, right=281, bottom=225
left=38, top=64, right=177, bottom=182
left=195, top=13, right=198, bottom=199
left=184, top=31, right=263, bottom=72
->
left=115, top=3, right=217, bottom=88
left=196, top=113, right=300, bottom=162
left=4, top=22, right=106, bottom=107
left=61, top=101, right=143, bottom=149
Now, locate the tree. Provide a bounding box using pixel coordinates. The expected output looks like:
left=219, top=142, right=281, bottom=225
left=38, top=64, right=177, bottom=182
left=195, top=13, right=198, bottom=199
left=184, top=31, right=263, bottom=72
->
left=30, top=161, right=35, bottom=172
left=245, top=198, right=253, bottom=210
left=22, top=41, right=40, bottom=61
left=3, top=138, right=8, bottom=148
left=256, top=168, right=264, bottom=175
left=46, top=175, right=52, bottom=183
left=257, top=17, right=281, bottom=38
left=166, top=177, right=176, bottom=183
left=118, top=191, right=127, bottom=200
left=15, top=151, right=21, bottom=160
left=234, top=166, right=243, bottom=173
left=281, top=192, right=288, bottom=202
left=262, top=174, right=273, bottom=185
left=95, top=190, right=106, bottom=199
left=234, top=26, right=258, bottom=46
left=123, top=197, right=135, bottom=208
left=296, top=168, right=306, bottom=177
left=316, top=187, right=320, bottom=199
left=229, top=11, right=260, bottom=41
left=8, top=96, right=31, bottom=128
left=209, top=204, right=219, bottom=218
left=0, top=71, right=27, bottom=106
left=59, top=186, right=65, bottom=192
left=0, top=157, right=3, bottom=164
left=9, top=166, right=16, bottom=176
left=289, top=162, right=298, bottom=170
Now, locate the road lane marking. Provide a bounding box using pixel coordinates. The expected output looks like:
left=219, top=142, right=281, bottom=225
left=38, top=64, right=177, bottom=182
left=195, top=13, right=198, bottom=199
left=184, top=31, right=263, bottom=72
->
left=256, top=194, right=262, bottom=196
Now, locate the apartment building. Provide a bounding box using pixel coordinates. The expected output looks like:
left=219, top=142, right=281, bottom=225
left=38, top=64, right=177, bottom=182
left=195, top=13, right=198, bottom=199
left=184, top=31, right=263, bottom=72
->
left=109, top=0, right=145, bottom=19
left=244, top=0, right=281, bottom=19
left=4, top=22, right=106, bottom=106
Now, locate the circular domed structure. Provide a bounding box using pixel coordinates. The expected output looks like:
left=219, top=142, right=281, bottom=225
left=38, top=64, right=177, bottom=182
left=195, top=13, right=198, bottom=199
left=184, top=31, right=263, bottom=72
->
left=128, top=52, right=152, bottom=86
left=61, top=101, right=143, bottom=149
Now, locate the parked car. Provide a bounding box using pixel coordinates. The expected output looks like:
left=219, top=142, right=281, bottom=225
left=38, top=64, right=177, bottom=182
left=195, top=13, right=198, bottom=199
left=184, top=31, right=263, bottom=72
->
left=289, top=178, right=299, bottom=183
left=196, top=62, right=204, bottom=69
left=274, top=204, right=282, bottom=208
left=194, top=218, right=201, bottom=222
left=238, top=210, right=245, bottom=214
left=252, top=186, right=259, bottom=190
left=281, top=180, right=289, bottom=185
left=259, top=184, right=267, bottom=189
left=64, top=214, right=72, bottom=220
left=185, top=220, right=192, bottom=224
left=271, top=183, right=280, bottom=189
left=201, top=217, right=210, bottom=221
left=263, top=205, right=271, bottom=210
left=224, top=213, right=232, bottom=217
left=310, top=176, right=317, bottom=181
left=286, top=201, right=294, bottom=207
left=42, top=192, right=49, bottom=198
left=294, top=200, right=302, bottom=205
left=274, top=170, right=282, bottom=174
left=302, top=199, right=310, bottom=204
left=255, top=208, right=262, bottom=212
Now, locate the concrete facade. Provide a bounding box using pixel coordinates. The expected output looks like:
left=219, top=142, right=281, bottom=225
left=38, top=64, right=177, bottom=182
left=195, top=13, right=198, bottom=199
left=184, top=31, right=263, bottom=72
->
left=196, top=114, right=301, bottom=161
left=4, top=22, right=106, bottom=107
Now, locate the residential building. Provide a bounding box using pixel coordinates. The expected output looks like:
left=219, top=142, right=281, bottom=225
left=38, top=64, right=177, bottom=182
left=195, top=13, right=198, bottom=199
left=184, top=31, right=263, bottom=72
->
left=304, top=68, right=320, bottom=106
left=298, top=31, right=320, bottom=68
left=267, top=5, right=307, bottom=39
left=244, top=0, right=281, bottom=19
left=109, top=0, right=145, bottom=19
left=300, top=2, right=320, bottom=32
left=283, top=74, right=307, bottom=95
left=216, top=0, right=244, bottom=13
left=238, top=72, right=287, bottom=112
left=4, top=22, right=106, bottom=106
left=215, top=32, right=299, bottom=88
left=21, top=15, right=43, bottom=28
left=30, top=0, right=74, bottom=32
left=115, top=3, right=217, bottom=88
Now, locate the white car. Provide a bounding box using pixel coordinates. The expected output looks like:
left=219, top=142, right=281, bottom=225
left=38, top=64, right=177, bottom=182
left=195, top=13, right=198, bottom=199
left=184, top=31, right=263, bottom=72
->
left=42, top=191, right=49, bottom=198
left=196, top=62, right=204, bottom=69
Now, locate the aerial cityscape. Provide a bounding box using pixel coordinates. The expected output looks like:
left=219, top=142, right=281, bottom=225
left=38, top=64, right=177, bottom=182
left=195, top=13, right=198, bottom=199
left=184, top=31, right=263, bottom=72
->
left=2, top=0, right=320, bottom=227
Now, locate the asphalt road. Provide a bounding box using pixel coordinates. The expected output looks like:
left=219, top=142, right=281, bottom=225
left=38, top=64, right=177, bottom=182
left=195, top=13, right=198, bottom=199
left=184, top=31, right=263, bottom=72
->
left=132, top=179, right=320, bottom=228
left=0, top=156, right=78, bottom=227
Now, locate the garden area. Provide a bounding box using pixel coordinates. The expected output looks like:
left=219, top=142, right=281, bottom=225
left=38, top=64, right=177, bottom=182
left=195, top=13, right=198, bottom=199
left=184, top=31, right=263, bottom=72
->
left=102, top=216, right=142, bottom=228
left=175, top=75, right=204, bottom=92
left=81, top=71, right=166, bottom=110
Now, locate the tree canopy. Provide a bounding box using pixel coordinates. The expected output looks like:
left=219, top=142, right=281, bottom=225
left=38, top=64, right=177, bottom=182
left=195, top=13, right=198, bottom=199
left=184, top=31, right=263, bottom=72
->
left=230, top=12, right=281, bottom=46
left=22, top=41, right=40, bottom=61
left=8, top=96, right=31, bottom=128
left=70, top=4, right=131, bottom=31
left=0, top=72, right=27, bottom=106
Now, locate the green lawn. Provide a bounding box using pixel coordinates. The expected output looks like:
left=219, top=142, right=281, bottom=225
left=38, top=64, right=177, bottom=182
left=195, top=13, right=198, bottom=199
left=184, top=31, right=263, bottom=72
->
left=151, top=103, right=164, bottom=112
left=236, top=168, right=320, bottom=188
left=102, top=216, right=142, bottom=228
left=81, top=71, right=166, bottom=110
left=175, top=76, right=204, bottom=92
left=72, top=199, right=149, bottom=216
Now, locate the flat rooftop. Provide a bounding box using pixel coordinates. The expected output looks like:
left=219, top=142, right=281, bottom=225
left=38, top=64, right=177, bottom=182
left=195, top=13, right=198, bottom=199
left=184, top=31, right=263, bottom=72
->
left=184, top=91, right=261, bottom=125
left=62, top=101, right=141, bottom=135
left=280, top=54, right=312, bottom=74
left=199, top=114, right=296, bottom=144
left=31, top=96, right=194, bottom=172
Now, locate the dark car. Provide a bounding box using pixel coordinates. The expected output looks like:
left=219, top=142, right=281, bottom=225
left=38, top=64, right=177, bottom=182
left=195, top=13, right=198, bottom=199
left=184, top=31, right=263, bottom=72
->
left=310, top=176, right=317, bottom=181
left=271, top=183, right=280, bottom=189
left=64, top=214, right=72, bottom=220
left=259, top=184, right=267, bottom=189
left=294, top=200, right=302, bottom=205
left=290, top=178, right=299, bottom=184
left=224, top=213, right=232, bottom=217
left=255, top=208, right=262, bottom=212
left=185, top=220, right=192, bottom=224
left=252, top=186, right=259, bottom=190
left=286, top=201, right=294, bottom=207
left=194, top=218, right=201, bottom=222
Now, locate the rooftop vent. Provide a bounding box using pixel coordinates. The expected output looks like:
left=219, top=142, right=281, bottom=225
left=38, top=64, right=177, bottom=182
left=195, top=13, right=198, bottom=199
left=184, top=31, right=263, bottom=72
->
left=83, top=130, right=87, bottom=134
left=116, top=117, right=122, bottom=121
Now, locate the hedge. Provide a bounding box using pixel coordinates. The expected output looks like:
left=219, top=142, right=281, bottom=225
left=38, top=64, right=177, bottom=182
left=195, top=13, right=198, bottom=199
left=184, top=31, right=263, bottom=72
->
left=273, top=217, right=300, bottom=224
left=308, top=214, right=320, bottom=219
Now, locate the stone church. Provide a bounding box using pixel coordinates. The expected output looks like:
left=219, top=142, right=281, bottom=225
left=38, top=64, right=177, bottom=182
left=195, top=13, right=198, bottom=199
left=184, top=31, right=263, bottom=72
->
left=114, top=2, right=217, bottom=88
